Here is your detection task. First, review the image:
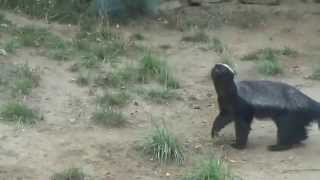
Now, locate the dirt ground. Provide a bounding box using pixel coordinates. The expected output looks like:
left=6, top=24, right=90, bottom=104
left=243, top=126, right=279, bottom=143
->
left=1, top=1, right=320, bottom=180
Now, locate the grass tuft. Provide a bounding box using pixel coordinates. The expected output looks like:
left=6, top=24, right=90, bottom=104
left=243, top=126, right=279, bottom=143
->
left=94, top=66, right=138, bottom=88
left=16, top=26, right=65, bottom=48
left=144, top=125, right=184, bottom=165
left=137, top=88, right=179, bottom=104
left=240, top=48, right=283, bottom=76
left=130, top=33, right=145, bottom=41
left=241, top=47, right=298, bottom=61
left=185, top=158, right=239, bottom=180
left=0, top=101, right=39, bottom=125
left=309, top=65, right=320, bottom=80
left=281, top=46, right=298, bottom=57
left=92, top=108, right=127, bottom=128
left=75, top=70, right=92, bottom=87
left=97, top=91, right=131, bottom=108
left=138, top=54, right=180, bottom=89
left=13, top=64, right=41, bottom=95
left=257, top=59, right=282, bottom=76
left=95, top=54, right=179, bottom=89
left=0, top=63, right=40, bottom=97
left=4, top=39, right=22, bottom=54
left=50, top=168, right=86, bottom=180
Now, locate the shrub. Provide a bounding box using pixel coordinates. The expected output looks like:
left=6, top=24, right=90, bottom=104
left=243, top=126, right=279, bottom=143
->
left=0, top=0, right=92, bottom=24
left=92, top=108, right=127, bottom=128
left=97, top=91, right=130, bottom=107
left=257, top=59, right=282, bottom=76
left=0, top=101, right=39, bottom=125
left=309, top=65, right=320, bottom=80
left=144, top=125, right=184, bottom=165
left=50, top=168, right=87, bottom=180
left=185, top=158, right=239, bottom=180
left=138, top=54, right=180, bottom=89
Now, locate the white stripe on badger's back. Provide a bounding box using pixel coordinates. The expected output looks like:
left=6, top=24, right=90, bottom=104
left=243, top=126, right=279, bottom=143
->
left=216, top=63, right=235, bottom=74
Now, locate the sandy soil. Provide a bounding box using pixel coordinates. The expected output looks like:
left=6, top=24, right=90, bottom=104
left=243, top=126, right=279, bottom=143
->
left=0, top=1, right=320, bottom=179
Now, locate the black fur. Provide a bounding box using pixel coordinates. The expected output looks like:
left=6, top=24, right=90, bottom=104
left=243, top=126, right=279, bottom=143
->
left=211, top=64, right=320, bottom=151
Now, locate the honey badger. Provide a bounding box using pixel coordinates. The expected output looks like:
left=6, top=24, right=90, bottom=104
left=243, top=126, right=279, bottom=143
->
left=211, top=63, right=320, bottom=151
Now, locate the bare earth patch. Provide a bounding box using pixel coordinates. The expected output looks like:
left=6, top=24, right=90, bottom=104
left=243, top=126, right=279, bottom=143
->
left=1, top=2, right=320, bottom=180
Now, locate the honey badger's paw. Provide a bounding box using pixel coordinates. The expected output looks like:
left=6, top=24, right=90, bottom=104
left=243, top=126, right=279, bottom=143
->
left=231, top=143, right=246, bottom=150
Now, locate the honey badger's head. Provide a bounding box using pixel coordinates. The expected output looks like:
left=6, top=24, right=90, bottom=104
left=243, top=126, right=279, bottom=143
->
left=211, top=63, right=235, bottom=82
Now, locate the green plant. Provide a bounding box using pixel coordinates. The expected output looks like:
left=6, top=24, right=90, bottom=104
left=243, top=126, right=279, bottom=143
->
left=13, top=63, right=41, bottom=95
left=257, top=59, right=282, bottom=76
left=50, top=168, right=86, bottom=180
left=76, top=70, right=91, bottom=87
left=97, top=91, right=130, bottom=107
left=185, top=158, right=238, bottom=180
left=9, top=25, right=73, bottom=60
left=0, top=63, right=40, bottom=96
left=92, top=108, right=127, bottom=128
left=0, top=13, right=11, bottom=25
left=281, top=46, right=298, bottom=57
left=16, top=26, right=65, bottom=48
left=138, top=54, right=179, bottom=89
left=138, top=88, right=179, bottom=104
left=0, top=101, right=39, bottom=125
left=241, top=47, right=297, bottom=61
left=4, top=39, right=22, bottom=54
left=47, top=47, right=74, bottom=61
left=94, top=66, right=138, bottom=88
left=70, top=56, right=100, bottom=72
left=130, top=33, right=145, bottom=41
left=209, top=38, right=224, bottom=54
left=0, top=0, right=93, bottom=24
left=0, top=13, right=12, bottom=32
left=75, top=28, right=126, bottom=63
left=309, top=65, right=320, bottom=80
left=182, top=31, right=209, bottom=43
left=91, top=42, right=125, bottom=63
left=144, top=125, right=184, bottom=165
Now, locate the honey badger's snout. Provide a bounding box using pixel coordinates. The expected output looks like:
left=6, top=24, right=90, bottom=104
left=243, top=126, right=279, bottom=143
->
left=211, top=63, right=235, bottom=78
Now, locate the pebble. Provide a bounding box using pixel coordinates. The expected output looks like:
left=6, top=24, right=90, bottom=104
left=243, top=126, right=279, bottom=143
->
left=0, top=49, right=7, bottom=56
left=192, top=104, right=201, bottom=109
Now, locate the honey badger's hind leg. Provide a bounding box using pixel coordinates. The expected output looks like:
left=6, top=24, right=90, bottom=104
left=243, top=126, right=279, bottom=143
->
left=268, top=112, right=311, bottom=151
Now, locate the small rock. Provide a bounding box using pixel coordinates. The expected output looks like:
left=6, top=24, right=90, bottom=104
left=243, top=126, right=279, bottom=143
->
left=165, top=172, right=171, bottom=177
left=195, top=144, right=202, bottom=150
left=192, top=104, right=201, bottom=109
left=188, top=0, right=202, bottom=6
left=0, top=49, right=7, bottom=56
left=288, top=156, right=294, bottom=161
left=69, top=118, right=76, bottom=123
left=134, top=101, right=139, bottom=106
